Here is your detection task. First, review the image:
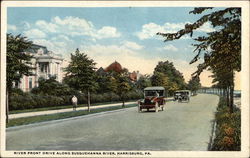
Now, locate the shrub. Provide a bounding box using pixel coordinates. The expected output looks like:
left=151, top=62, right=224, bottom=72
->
left=9, top=91, right=143, bottom=111
left=211, top=97, right=241, bottom=151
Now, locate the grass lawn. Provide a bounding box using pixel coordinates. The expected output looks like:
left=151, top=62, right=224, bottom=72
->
left=9, top=100, right=138, bottom=114
left=7, top=104, right=137, bottom=128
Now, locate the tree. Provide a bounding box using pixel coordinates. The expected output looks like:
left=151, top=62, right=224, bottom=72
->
left=151, top=72, right=169, bottom=89
left=157, top=8, right=241, bottom=112
left=6, top=34, right=34, bottom=122
left=116, top=74, right=131, bottom=107
left=64, top=48, right=97, bottom=112
left=136, top=75, right=152, bottom=91
left=111, top=68, right=132, bottom=107
left=153, top=61, right=186, bottom=95
left=187, top=76, right=201, bottom=94
left=31, top=76, right=78, bottom=96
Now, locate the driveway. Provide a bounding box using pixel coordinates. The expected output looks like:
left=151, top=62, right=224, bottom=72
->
left=6, top=94, right=219, bottom=151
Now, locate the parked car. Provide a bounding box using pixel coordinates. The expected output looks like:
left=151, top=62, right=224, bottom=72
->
left=174, top=90, right=191, bottom=102
left=138, top=86, right=166, bottom=112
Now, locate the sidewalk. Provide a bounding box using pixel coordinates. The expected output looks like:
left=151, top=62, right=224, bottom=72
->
left=9, top=101, right=136, bottom=119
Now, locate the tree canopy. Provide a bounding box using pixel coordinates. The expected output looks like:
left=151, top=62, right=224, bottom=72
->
left=157, top=7, right=241, bottom=75
left=157, top=7, right=241, bottom=112
left=152, top=61, right=186, bottom=95
left=7, top=34, right=34, bottom=91
left=64, top=48, right=97, bottom=111
left=64, top=48, right=97, bottom=93
left=187, top=76, right=201, bottom=93
left=31, top=76, right=78, bottom=96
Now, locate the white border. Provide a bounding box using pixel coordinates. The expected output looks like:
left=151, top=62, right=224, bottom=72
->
left=1, top=1, right=249, bottom=158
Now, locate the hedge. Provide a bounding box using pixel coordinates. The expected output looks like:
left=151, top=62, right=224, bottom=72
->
left=9, top=91, right=143, bottom=111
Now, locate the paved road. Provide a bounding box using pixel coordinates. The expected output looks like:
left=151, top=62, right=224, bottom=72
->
left=6, top=94, right=219, bottom=151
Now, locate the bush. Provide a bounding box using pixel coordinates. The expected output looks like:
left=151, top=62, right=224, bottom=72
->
left=211, top=98, right=241, bottom=151
left=9, top=91, right=143, bottom=111
left=9, top=94, right=66, bottom=110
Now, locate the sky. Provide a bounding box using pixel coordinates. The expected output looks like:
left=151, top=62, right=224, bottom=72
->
left=7, top=7, right=240, bottom=89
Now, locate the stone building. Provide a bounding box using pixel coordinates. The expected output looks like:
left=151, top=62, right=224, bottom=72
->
left=15, top=44, right=64, bottom=92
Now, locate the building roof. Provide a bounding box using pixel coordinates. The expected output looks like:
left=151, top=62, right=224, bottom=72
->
left=96, top=67, right=107, bottom=76
left=26, top=44, right=48, bottom=54
left=144, top=86, right=165, bottom=91
left=129, top=71, right=137, bottom=81
left=105, top=61, right=122, bottom=72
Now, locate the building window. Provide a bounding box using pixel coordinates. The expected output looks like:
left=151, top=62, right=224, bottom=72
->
left=39, top=63, right=48, bottom=73
left=29, top=78, right=33, bottom=89
left=14, top=81, right=19, bottom=88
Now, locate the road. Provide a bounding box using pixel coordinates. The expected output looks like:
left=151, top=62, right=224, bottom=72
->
left=6, top=94, right=219, bottom=151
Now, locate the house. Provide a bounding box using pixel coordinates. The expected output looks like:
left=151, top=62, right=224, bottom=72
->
left=15, top=44, right=64, bottom=92
left=104, top=61, right=123, bottom=73
left=129, top=71, right=141, bottom=82
left=100, top=61, right=141, bottom=82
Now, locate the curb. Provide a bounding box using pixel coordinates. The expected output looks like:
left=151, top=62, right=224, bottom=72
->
left=208, top=119, right=217, bottom=150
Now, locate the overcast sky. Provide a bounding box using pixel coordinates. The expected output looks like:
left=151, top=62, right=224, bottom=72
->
left=7, top=7, right=240, bottom=89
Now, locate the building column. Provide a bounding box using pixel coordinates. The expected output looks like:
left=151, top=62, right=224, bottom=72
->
left=50, top=62, right=53, bottom=76
left=48, top=62, right=52, bottom=79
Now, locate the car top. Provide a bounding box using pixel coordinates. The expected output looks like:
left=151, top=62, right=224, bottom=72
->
left=175, top=90, right=191, bottom=93
left=144, top=86, right=165, bottom=91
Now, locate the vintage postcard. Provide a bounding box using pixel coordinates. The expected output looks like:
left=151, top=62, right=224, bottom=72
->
left=0, top=1, right=249, bottom=158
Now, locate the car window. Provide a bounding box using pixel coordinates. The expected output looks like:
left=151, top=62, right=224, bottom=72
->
left=145, top=90, right=157, bottom=97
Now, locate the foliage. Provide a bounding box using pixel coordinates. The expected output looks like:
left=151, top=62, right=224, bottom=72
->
left=9, top=93, right=67, bottom=110
left=95, top=75, right=115, bottom=93
left=9, top=91, right=142, bottom=111
left=113, top=69, right=132, bottom=107
left=31, top=77, right=78, bottom=96
left=7, top=34, right=34, bottom=91
left=151, top=72, right=169, bottom=88
left=187, top=76, right=201, bottom=93
left=157, top=8, right=241, bottom=112
left=10, top=88, right=25, bottom=96
left=64, top=48, right=97, bottom=111
left=64, top=48, right=97, bottom=93
left=211, top=97, right=241, bottom=151
left=136, top=75, right=152, bottom=91
left=152, top=61, right=186, bottom=95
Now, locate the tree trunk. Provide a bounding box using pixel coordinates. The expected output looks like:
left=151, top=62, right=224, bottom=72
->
left=226, top=87, right=230, bottom=107
left=223, top=88, right=226, bottom=97
left=87, top=89, right=90, bottom=112
left=229, top=85, right=234, bottom=113
left=229, top=78, right=234, bottom=113
left=228, top=70, right=234, bottom=113
left=6, top=89, right=9, bottom=123
left=122, top=100, right=125, bottom=108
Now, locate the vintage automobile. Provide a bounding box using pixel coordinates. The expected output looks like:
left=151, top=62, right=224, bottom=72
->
left=138, top=86, right=166, bottom=112
left=174, top=90, right=191, bottom=102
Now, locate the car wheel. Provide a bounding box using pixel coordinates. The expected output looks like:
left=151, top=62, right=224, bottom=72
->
left=161, top=106, right=164, bottom=111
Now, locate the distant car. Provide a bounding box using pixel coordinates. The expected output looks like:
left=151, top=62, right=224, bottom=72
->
left=174, top=90, right=191, bottom=102
left=138, top=86, right=166, bottom=112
